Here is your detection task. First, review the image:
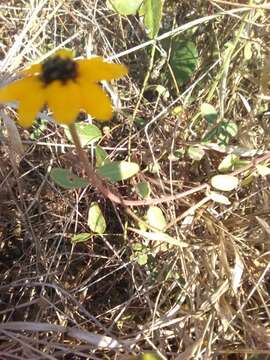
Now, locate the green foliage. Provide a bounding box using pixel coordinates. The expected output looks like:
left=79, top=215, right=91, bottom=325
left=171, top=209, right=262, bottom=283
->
left=95, top=145, right=111, bottom=167
left=187, top=146, right=205, bottom=161
left=135, top=181, right=152, bottom=198
left=30, top=118, right=47, bottom=140
left=143, top=0, right=163, bottom=39
left=170, top=40, right=199, bottom=84
left=88, top=202, right=107, bottom=234
left=64, top=122, right=101, bottom=147
left=71, top=233, right=91, bottom=243
left=201, top=103, right=218, bottom=125
left=107, top=0, right=143, bottom=15
left=203, top=120, right=238, bottom=145
left=50, top=168, right=88, bottom=189
left=97, top=161, right=140, bottom=182
left=146, top=206, right=167, bottom=230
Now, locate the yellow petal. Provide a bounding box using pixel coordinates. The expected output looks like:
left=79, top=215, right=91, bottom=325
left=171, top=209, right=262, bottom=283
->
left=0, top=76, right=45, bottom=128
left=79, top=80, right=113, bottom=121
left=21, top=63, right=42, bottom=76
left=54, top=48, right=75, bottom=59
left=77, top=57, right=128, bottom=82
left=46, top=80, right=80, bottom=125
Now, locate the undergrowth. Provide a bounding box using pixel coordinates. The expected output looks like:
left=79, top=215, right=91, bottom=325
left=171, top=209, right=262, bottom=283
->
left=1, top=1, right=270, bottom=359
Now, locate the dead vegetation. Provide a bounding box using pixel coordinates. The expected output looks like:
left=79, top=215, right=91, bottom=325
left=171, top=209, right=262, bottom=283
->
left=1, top=1, right=270, bottom=359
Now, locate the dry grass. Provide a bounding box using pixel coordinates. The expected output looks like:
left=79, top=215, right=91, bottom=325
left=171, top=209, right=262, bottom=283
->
left=1, top=1, right=270, bottom=359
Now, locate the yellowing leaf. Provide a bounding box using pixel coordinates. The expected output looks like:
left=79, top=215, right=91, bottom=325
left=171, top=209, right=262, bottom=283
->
left=147, top=206, right=167, bottom=230
left=209, top=191, right=231, bottom=205
left=256, top=164, right=270, bottom=177
left=211, top=174, right=239, bottom=192
left=187, top=146, right=205, bottom=161
left=107, top=0, right=143, bottom=15
left=88, top=202, right=106, bottom=234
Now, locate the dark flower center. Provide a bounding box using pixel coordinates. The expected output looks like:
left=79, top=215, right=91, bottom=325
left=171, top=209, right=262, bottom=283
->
left=41, top=56, right=78, bottom=85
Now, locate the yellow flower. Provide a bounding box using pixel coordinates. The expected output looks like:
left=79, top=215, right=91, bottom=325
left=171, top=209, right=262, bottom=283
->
left=0, top=49, right=127, bottom=127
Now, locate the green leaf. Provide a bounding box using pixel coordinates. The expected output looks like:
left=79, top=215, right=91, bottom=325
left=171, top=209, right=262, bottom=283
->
left=95, top=145, right=111, bottom=167
left=97, top=161, right=140, bottom=182
left=135, top=181, right=151, bottom=198
left=64, top=122, right=102, bottom=147
left=201, top=103, right=218, bottom=124
left=211, top=174, right=239, bottom=192
left=137, top=253, right=148, bottom=266
left=107, top=0, right=143, bottom=15
left=88, top=202, right=106, bottom=234
left=71, top=233, right=92, bottom=243
left=218, top=154, right=239, bottom=173
left=147, top=206, right=167, bottom=230
left=143, top=0, right=163, bottom=39
left=50, top=168, right=88, bottom=189
left=256, top=164, right=270, bottom=177
left=203, top=121, right=238, bottom=144
left=187, top=146, right=205, bottom=161
left=170, top=40, right=199, bottom=84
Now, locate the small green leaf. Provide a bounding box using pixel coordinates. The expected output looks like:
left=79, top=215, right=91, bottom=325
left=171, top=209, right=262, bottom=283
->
left=71, top=233, right=92, bottom=243
left=97, top=161, right=140, bottom=182
left=64, top=122, right=102, bottom=147
left=170, top=40, right=199, bottom=84
left=107, top=0, right=143, bottom=15
left=135, top=181, right=151, bottom=198
left=211, top=174, right=239, bottom=192
left=143, top=0, right=163, bottom=39
left=187, top=146, right=205, bottom=161
left=95, top=145, right=111, bottom=167
left=88, top=202, right=106, bottom=234
left=204, top=121, right=238, bottom=144
left=137, top=253, right=148, bottom=266
left=147, top=206, right=167, bottom=230
left=50, top=168, right=88, bottom=189
left=201, top=103, right=218, bottom=124
left=218, top=154, right=239, bottom=173
left=256, top=164, right=270, bottom=177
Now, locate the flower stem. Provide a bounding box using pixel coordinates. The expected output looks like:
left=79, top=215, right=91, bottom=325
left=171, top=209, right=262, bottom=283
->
left=68, top=123, right=124, bottom=204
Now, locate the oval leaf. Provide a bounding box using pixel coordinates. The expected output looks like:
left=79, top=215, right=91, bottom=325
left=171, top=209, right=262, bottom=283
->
left=256, top=164, right=270, bottom=177
left=143, top=0, right=163, bottom=39
left=135, top=181, right=152, bottom=198
left=107, top=0, right=143, bottom=15
left=97, top=161, right=140, bottom=182
left=170, top=40, right=199, bottom=84
left=64, top=122, right=102, bottom=147
left=147, top=206, right=167, bottom=230
left=211, top=174, right=239, bottom=192
left=88, top=202, right=106, bottom=234
left=50, top=168, right=88, bottom=189
left=95, top=145, right=111, bottom=167
left=187, top=146, right=205, bottom=161
left=71, top=233, right=92, bottom=243
left=218, top=154, right=239, bottom=173
left=209, top=191, right=231, bottom=205
left=201, top=103, right=218, bottom=124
